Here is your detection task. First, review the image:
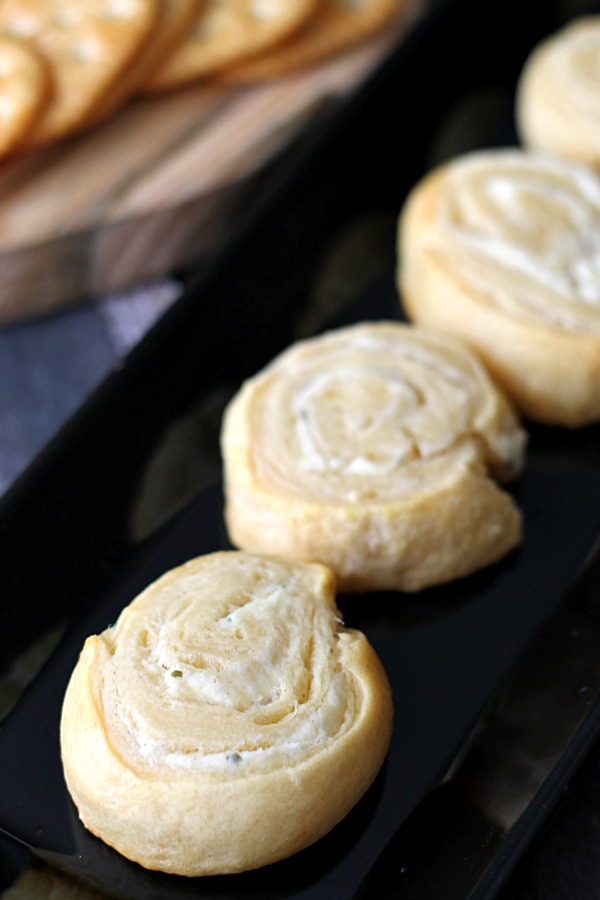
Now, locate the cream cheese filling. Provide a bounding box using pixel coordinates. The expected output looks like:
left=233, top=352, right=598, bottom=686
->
left=96, top=559, right=353, bottom=775
left=436, top=151, right=600, bottom=332
left=130, top=673, right=349, bottom=771
left=248, top=327, right=524, bottom=502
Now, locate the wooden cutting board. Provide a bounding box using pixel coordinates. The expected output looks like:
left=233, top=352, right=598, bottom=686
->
left=0, top=7, right=421, bottom=326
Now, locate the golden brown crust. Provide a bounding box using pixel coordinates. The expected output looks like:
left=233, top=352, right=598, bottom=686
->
left=88, top=0, right=202, bottom=123
left=218, top=0, right=404, bottom=84
left=0, top=0, right=160, bottom=148
left=144, top=0, right=321, bottom=92
left=221, top=321, right=525, bottom=592
left=397, top=149, right=600, bottom=427
left=60, top=551, right=393, bottom=875
left=0, top=36, right=50, bottom=158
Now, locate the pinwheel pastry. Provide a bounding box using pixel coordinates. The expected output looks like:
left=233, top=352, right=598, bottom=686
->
left=60, top=551, right=393, bottom=875
left=516, top=16, right=600, bottom=171
left=221, top=321, right=525, bottom=593
left=397, top=148, right=600, bottom=427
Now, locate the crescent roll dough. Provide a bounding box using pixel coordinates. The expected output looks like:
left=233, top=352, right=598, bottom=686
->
left=60, top=551, right=393, bottom=876
left=516, top=17, right=600, bottom=171
left=397, top=149, right=600, bottom=426
left=221, top=321, right=525, bottom=593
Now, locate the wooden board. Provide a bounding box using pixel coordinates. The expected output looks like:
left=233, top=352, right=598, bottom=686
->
left=0, top=6, right=422, bottom=325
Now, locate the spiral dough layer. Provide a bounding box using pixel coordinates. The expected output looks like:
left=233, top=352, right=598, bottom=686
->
left=398, top=149, right=600, bottom=426
left=221, top=321, right=525, bottom=592
left=60, top=551, right=393, bottom=875
left=516, top=17, right=600, bottom=172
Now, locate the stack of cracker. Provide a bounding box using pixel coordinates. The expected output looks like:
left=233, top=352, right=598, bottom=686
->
left=0, top=0, right=404, bottom=159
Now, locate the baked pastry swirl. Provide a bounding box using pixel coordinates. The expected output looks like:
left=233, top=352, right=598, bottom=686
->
left=221, top=321, right=525, bottom=593
left=516, top=17, right=600, bottom=171
left=60, top=551, right=393, bottom=875
left=398, top=149, right=600, bottom=426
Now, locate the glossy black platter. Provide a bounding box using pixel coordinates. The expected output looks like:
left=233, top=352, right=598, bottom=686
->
left=3, top=0, right=600, bottom=897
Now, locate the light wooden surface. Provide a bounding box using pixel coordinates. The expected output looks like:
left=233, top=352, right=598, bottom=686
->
left=0, top=10, right=418, bottom=325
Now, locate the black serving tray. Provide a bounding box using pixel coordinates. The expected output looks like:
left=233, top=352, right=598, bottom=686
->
left=3, top=0, right=600, bottom=897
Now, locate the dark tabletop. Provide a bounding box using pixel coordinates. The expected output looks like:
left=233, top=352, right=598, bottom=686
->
left=2, top=247, right=600, bottom=900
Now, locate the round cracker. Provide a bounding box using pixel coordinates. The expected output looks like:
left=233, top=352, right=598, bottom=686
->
left=0, top=36, right=49, bottom=157
left=144, top=0, right=321, bottom=92
left=218, top=0, right=404, bottom=83
left=0, top=0, right=160, bottom=148
left=90, top=0, right=201, bottom=122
